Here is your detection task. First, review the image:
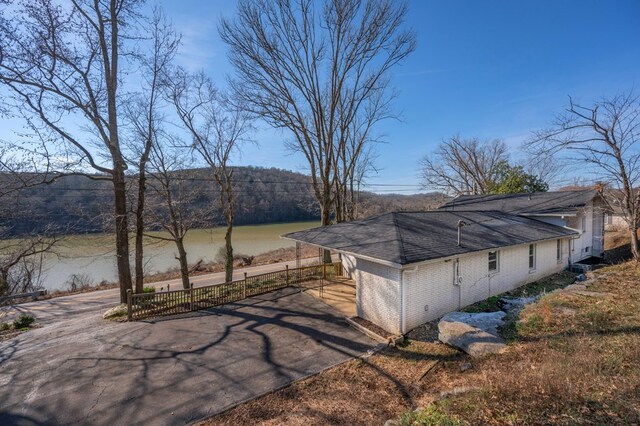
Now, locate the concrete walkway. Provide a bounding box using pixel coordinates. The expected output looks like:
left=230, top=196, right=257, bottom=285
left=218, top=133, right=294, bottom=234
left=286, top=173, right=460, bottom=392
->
left=0, top=289, right=374, bottom=425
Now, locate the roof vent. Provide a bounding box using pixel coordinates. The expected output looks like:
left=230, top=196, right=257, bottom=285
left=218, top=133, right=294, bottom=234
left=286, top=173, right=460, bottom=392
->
left=457, top=220, right=468, bottom=246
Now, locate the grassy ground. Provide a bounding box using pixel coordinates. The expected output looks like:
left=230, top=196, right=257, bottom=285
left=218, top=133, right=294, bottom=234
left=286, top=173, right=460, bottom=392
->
left=200, top=261, right=640, bottom=425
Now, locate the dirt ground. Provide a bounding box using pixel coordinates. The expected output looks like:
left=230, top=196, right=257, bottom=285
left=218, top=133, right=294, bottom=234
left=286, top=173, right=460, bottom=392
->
left=200, top=340, right=462, bottom=426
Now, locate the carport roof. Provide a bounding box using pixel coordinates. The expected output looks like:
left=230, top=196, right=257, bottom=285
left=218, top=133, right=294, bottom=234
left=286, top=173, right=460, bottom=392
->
left=283, top=211, right=578, bottom=266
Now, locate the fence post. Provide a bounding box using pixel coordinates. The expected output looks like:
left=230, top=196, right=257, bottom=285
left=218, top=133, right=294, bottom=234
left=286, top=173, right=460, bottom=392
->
left=285, top=265, right=289, bottom=285
left=190, top=283, right=194, bottom=311
left=323, top=263, right=327, bottom=279
left=127, top=289, right=132, bottom=321
left=243, top=272, right=247, bottom=299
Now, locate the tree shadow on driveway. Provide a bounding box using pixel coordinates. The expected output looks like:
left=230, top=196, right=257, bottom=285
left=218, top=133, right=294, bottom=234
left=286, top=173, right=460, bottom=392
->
left=0, top=290, right=374, bottom=425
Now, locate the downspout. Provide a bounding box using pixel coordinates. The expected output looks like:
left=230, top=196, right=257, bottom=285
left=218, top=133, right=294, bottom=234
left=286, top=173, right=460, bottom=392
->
left=400, top=266, right=417, bottom=335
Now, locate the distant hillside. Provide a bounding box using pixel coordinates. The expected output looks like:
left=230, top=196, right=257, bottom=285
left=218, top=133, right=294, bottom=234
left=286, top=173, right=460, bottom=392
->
left=0, top=166, right=447, bottom=237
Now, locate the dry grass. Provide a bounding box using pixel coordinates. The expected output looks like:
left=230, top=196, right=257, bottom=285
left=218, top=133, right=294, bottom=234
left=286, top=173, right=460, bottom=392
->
left=413, top=261, right=640, bottom=425
left=201, top=262, right=640, bottom=426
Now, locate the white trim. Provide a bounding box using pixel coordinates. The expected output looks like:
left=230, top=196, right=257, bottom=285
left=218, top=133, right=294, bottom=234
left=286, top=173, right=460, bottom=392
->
left=399, top=235, right=577, bottom=271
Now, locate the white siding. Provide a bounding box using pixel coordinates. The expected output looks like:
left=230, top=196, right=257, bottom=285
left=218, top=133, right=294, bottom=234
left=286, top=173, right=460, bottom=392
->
left=402, top=238, right=569, bottom=331
left=354, top=258, right=402, bottom=334
left=566, top=208, right=590, bottom=261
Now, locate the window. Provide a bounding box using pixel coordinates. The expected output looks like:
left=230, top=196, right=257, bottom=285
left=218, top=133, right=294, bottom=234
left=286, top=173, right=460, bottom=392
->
left=585, top=246, right=590, bottom=253
left=556, top=239, right=562, bottom=263
left=528, top=244, right=536, bottom=270
left=488, top=250, right=499, bottom=273
left=605, top=214, right=613, bottom=225
left=581, top=215, right=586, bottom=232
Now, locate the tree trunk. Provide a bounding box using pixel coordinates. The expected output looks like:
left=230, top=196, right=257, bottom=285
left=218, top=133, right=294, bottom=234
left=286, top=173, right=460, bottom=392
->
left=630, top=225, right=640, bottom=262
left=176, top=237, right=190, bottom=290
left=113, top=167, right=133, bottom=303
left=134, top=173, right=146, bottom=293
left=321, top=198, right=332, bottom=263
left=224, top=221, right=234, bottom=283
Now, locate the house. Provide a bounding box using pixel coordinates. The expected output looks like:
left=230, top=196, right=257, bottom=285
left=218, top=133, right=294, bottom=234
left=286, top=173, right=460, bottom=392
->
left=284, top=190, right=604, bottom=335
left=438, top=190, right=605, bottom=261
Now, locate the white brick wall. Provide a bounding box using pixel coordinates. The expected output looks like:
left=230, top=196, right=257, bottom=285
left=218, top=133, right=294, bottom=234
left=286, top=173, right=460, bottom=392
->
left=402, top=238, right=569, bottom=331
left=342, top=254, right=357, bottom=279
left=354, top=258, right=402, bottom=334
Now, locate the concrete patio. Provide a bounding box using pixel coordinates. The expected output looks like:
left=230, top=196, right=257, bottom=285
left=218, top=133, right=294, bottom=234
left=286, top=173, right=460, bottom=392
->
left=304, top=277, right=357, bottom=318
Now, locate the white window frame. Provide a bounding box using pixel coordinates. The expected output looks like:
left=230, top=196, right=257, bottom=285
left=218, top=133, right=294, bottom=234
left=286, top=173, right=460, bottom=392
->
left=556, top=239, right=562, bottom=263
left=528, top=243, right=536, bottom=271
left=488, top=250, right=499, bottom=274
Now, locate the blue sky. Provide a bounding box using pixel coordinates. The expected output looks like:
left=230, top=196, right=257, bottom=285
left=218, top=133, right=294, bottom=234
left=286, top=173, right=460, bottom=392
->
left=2, top=1, right=639, bottom=192
left=157, top=0, right=640, bottom=190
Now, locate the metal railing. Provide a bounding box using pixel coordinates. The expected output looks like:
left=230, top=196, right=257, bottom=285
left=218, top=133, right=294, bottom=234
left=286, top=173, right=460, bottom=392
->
left=127, top=262, right=343, bottom=320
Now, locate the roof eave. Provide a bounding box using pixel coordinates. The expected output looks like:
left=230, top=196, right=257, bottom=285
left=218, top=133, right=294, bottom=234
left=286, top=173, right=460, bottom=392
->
left=280, top=235, right=403, bottom=269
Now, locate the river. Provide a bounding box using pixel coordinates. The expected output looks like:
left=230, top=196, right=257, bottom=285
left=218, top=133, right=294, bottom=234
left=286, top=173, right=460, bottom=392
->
left=12, top=221, right=319, bottom=291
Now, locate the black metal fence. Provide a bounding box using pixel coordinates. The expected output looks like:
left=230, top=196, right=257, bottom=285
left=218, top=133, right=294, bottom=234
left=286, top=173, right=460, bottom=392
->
left=127, top=262, right=343, bottom=320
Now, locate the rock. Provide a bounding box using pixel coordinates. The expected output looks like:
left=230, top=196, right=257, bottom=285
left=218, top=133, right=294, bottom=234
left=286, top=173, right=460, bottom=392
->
left=384, top=420, right=398, bottom=426
left=575, top=274, right=587, bottom=282
left=572, top=290, right=612, bottom=298
left=438, top=311, right=507, bottom=357
left=102, top=304, right=128, bottom=319
left=438, top=386, right=482, bottom=400
left=555, top=306, right=577, bottom=316
left=460, top=361, right=473, bottom=372
left=499, top=295, right=538, bottom=313
left=564, top=283, right=588, bottom=292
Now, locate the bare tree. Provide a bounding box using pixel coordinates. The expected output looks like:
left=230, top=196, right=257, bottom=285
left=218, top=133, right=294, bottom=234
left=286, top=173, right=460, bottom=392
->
left=0, top=0, right=143, bottom=302
left=170, top=71, right=252, bottom=283
left=420, top=136, right=508, bottom=196
left=0, top=147, right=60, bottom=297
left=125, top=8, right=179, bottom=293
left=530, top=92, right=640, bottom=261
left=219, top=0, right=415, bottom=259
left=0, top=234, right=58, bottom=297
left=145, top=143, right=205, bottom=290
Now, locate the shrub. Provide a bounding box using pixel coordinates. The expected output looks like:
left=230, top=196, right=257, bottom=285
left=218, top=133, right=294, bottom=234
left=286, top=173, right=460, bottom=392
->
left=13, top=314, right=35, bottom=330
left=66, top=273, right=94, bottom=292
left=142, top=286, right=156, bottom=293
left=0, top=322, right=10, bottom=331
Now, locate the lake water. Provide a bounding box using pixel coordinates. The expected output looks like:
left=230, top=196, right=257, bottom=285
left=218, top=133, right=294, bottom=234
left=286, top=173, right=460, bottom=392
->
left=11, top=221, right=319, bottom=291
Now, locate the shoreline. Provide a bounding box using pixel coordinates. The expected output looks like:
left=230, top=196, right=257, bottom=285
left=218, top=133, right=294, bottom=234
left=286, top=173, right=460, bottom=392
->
left=35, top=244, right=321, bottom=301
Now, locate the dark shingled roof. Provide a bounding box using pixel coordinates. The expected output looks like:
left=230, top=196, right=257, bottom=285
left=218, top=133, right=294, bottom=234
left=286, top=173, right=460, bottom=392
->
left=283, top=211, right=578, bottom=266
left=438, top=190, right=597, bottom=215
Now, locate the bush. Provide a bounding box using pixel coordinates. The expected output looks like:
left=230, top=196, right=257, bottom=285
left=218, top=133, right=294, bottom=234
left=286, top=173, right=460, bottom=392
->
left=0, top=322, right=10, bottom=331
left=142, top=286, right=156, bottom=293
left=66, top=273, right=94, bottom=292
left=13, top=314, right=35, bottom=330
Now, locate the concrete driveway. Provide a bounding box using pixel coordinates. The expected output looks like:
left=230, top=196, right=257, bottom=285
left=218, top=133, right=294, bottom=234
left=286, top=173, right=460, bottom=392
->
left=0, top=289, right=374, bottom=425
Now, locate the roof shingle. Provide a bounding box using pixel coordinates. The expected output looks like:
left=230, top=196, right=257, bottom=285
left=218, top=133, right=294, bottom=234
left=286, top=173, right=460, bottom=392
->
left=438, top=190, right=597, bottom=215
left=284, top=210, right=578, bottom=266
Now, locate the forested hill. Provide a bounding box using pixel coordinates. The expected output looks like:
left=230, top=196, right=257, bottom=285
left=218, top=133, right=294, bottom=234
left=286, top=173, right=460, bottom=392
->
left=0, top=166, right=447, bottom=237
